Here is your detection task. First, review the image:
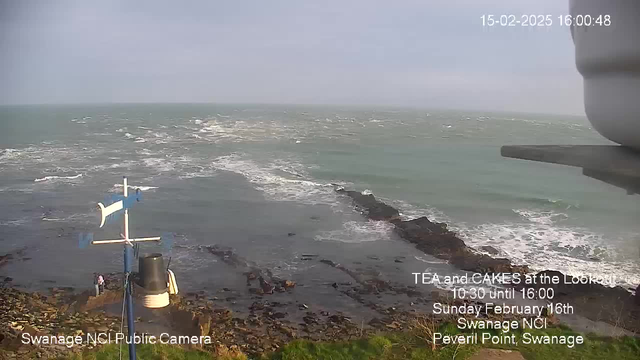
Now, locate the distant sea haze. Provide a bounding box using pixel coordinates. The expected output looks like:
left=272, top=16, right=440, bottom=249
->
left=0, top=104, right=637, bottom=296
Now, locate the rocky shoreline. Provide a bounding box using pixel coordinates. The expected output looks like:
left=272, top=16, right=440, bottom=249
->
left=0, top=277, right=547, bottom=358
left=1, top=188, right=639, bottom=358
left=336, top=188, right=640, bottom=334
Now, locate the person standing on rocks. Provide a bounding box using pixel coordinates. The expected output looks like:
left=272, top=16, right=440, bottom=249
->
left=97, top=274, right=105, bottom=295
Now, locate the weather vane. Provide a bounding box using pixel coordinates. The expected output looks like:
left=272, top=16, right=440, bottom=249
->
left=78, top=176, right=173, bottom=360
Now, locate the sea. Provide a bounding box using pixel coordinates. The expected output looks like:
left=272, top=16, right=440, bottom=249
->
left=1, top=103, right=638, bottom=300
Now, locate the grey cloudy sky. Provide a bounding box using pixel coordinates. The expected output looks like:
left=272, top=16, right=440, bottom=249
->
left=0, top=0, right=584, bottom=114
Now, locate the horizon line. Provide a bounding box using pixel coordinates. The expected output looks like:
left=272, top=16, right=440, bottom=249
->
left=0, top=101, right=587, bottom=118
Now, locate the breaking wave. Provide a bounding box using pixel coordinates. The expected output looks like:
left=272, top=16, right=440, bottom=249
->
left=112, top=184, right=158, bottom=192
left=512, top=208, right=569, bottom=225
left=210, top=153, right=343, bottom=206
left=34, top=174, right=83, bottom=182
left=314, top=220, right=394, bottom=243
left=457, top=221, right=640, bottom=289
left=0, top=149, right=23, bottom=161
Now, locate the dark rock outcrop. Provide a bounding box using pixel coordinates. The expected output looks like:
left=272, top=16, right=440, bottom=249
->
left=481, top=246, right=500, bottom=255
left=204, top=245, right=295, bottom=295
left=337, top=188, right=528, bottom=275
left=392, top=217, right=466, bottom=258
left=258, top=276, right=274, bottom=295
left=0, top=247, right=29, bottom=269
left=394, top=217, right=527, bottom=274
left=336, top=189, right=400, bottom=221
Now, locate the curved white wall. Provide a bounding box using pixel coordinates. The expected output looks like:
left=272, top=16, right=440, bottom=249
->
left=570, top=0, right=640, bottom=149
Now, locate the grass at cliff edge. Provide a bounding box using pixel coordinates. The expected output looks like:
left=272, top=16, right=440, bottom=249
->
left=55, top=325, right=640, bottom=360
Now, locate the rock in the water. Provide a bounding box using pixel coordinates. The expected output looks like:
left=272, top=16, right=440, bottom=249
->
left=393, top=217, right=466, bottom=258
left=336, top=188, right=530, bottom=275
left=258, top=277, right=274, bottom=295
left=336, top=189, right=400, bottom=221
left=481, top=246, right=500, bottom=255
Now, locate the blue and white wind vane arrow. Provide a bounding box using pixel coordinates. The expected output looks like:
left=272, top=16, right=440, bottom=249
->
left=78, top=177, right=174, bottom=249
left=98, top=190, right=142, bottom=228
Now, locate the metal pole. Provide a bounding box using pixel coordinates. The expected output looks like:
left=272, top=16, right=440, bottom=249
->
left=123, top=177, right=136, bottom=360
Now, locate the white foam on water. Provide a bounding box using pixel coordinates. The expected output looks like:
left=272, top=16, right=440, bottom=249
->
left=142, top=158, right=175, bottom=172
left=112, top=184, right=158, bottom=192
left=0, top=218, right=31, bottom=226
left=457, top=221, right=640, bottom=289
left=178, top=164, right=217, bottom=179
left=210, top=153, right=342, bottom=206
left=34, top=174, right=83, bottom=183
left=414, top=256, right=447, bottom=264
left=513, top=208, right=568, bottom=225
left=0, top=148, right=23, bottom=161
left=134, top=137, right=146, bottom=143
left=387, top=199, right=451, bottom=223
left=377, top=199, right=639, bottom=290
left=116, top=128, right=126, bottom=133
left=88, top=160, right=138, bottom=172
left=124, top=133, right=135, bottom=139
left=197, top=122, right=245, bottom=141
left=314, top=220, right=394, bottom=243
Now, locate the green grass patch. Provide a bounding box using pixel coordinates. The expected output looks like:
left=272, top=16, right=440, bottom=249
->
left=64, top=343, right=233, bottom=360
left=46, top=324, right=640, bottom=360
left=268, top=336, right=393, bottom=360
left=268, top=324, right=640, bottom=360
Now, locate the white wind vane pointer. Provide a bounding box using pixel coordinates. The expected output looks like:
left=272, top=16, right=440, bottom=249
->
left=78, top=177, right=174, bottom=249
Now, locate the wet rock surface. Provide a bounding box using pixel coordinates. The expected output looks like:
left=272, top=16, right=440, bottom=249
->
left=336, top=189, right=401, bottom=221
left=0, top=287, right=121, bottom=358
left=0, top=247, right=31, bottom=270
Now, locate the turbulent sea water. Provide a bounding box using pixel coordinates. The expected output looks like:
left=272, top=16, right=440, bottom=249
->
left=1, top=104, right=639, bottom=296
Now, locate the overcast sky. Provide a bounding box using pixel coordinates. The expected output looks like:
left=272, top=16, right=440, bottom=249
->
left=0, top=0, right=585, bottom=115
